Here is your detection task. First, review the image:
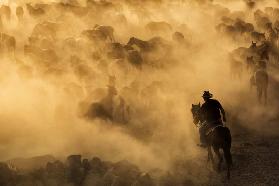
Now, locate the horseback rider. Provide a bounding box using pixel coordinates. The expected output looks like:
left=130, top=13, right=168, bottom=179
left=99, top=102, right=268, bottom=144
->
left=198, top=91, right=227, bottom=147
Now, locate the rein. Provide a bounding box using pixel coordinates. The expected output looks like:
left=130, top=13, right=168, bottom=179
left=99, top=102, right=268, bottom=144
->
left=206, top=125, right=223, bottom=136
left=196, top=121, right=207, bottom=129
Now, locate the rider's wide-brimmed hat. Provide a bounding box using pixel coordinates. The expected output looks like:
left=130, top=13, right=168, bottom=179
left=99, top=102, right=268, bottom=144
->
left=202, top=91, right=213, bottom=98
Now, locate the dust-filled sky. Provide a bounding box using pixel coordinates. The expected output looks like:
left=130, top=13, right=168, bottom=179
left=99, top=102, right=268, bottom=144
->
left=0, top=0, right=279, bottom=172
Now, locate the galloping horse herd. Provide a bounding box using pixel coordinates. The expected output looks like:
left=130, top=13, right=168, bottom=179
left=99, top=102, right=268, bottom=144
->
left=220, top=4, right=279, bottom=104
left=0, top=0, right=194, bottom=125
left=0, top=1, right=275, bottom=124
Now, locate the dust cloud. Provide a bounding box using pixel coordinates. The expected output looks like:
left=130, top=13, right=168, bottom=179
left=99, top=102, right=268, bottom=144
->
left=0, top=0, right=278, bottom=179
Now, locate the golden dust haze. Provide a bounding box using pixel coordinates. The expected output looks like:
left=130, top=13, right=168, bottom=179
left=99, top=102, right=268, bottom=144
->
left=0, top=0, right=279, bottom=178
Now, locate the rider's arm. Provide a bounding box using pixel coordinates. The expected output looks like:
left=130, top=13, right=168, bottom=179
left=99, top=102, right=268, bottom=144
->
left=217, top=101, right=226, bottom=122
left=220, top=106, right=226, bottom=122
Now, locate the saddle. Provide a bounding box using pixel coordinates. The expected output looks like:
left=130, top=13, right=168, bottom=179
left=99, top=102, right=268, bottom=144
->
left=206, top=124, right=223, bottom=136
left=204, top=119, right=224, bottom=136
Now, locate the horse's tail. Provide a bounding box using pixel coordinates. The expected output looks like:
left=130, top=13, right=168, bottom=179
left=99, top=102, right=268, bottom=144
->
left=223, top=127, right=232, bottom=179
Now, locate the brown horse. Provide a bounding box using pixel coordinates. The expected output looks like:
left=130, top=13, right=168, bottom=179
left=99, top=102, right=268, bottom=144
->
left=255, top=69, right=269, bottom=104
left=191, top=104, right=232, bottom=179
left=16, top=6, right=24, bottom=21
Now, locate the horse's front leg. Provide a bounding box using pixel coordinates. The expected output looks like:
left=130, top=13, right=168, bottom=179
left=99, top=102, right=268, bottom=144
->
left=207, top=147, right=210, bottom=162
left=207, top=146, right=214, bottom=164
left=213, top=146, right=223, bottom=172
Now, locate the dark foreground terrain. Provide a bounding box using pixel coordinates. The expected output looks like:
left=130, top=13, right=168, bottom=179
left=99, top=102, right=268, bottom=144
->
left=1, top=122, right=279, bottom=186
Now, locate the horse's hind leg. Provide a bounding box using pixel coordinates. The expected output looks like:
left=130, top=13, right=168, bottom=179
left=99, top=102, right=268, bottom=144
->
left=213, top=147, right=223, bottom=172
left=257, top=87, right=262, bottom=104
left=264, top=87, right=267, bottom=105
left=223, top=147, right=232, bottom=180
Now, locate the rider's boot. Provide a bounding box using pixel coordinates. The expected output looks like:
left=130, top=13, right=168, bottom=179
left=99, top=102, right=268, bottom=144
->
left=197, top=143, right=207, bottom=148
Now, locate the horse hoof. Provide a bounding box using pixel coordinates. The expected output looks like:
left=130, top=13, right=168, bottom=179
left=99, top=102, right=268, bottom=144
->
left=217, top=165, right=222, bottom=172
left=227, top=170, right=231, bottom=180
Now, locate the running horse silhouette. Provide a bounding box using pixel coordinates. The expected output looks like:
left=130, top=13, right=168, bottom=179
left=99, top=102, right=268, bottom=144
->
left=250, top=60, right=269, bottom=104
left=255, top=68, right=268, bottom=104
left=191, top=104, right=232, bottom=179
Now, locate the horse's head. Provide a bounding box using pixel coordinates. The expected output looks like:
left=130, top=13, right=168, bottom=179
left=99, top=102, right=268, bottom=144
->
left=247, top=56, right=253, bottom=61
left=251, top=41, right=257, bottom=48
left=191, top=103, right=201, bottom=124
left=127, top=37, right=136, bottom=46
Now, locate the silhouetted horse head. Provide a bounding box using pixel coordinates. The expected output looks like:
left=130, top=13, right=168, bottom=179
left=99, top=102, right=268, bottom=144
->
left=127, top=37, right=136, bottom=46
left=127, top=37, right=150, bottom=51
left=247, top=56, right=253, bottom=61
left=191, top=103, right=201, bottom=125
left=250, top=41, right=257, bottom=48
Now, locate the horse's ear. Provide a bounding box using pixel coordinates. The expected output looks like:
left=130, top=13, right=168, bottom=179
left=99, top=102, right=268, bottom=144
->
left=198, top=102, right=200, bottom=106
left=192, top=104, right=194, bottom=106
